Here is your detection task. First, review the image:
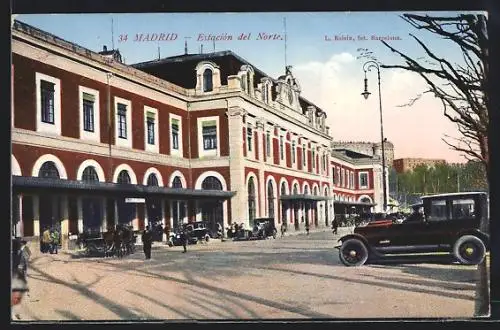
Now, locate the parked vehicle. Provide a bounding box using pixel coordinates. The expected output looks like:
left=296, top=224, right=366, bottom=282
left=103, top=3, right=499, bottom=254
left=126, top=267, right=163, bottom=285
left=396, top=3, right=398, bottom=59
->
left=335, top=192, right=490, bottom=266
left=251, top=218, right=278, bottom=239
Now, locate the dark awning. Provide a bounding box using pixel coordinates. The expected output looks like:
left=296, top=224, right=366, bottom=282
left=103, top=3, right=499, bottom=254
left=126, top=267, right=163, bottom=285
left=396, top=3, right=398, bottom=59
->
left=333, top=200, right=376, bottom=207
left=280, top=194, right=332, bottom=201
left=11, top=176, right=236, bottom=200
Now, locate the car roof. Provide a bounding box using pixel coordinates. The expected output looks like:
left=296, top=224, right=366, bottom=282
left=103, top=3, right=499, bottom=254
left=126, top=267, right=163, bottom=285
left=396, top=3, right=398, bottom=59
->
left=421, top=192, right=487, bottom=199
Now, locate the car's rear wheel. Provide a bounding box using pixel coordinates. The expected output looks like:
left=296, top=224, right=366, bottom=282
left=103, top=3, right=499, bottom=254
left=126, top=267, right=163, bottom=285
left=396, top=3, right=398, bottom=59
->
left=453, top=235, right=486, bottom=265
left=205, top=234, right=210, bottom=242
left=339, top=238, right=369, bottom=267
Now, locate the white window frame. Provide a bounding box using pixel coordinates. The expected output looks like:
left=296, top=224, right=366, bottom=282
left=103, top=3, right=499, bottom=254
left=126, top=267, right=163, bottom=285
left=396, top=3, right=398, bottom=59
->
left=197, top=116, right=220, bottom=158
left=279, top=135, right=285, bottom=163
left=36, top=72, right=61, bottom=135
left=79, top=86, right=100, bottom=143
left=291, top=140, right=296, bottom=167
left=341, top=168, right=346, bottom=187
left=359, top=171, right=369, bottom=189
left=114, top=97, right=132, bottom=148
left=170, top=113, right=183, bottom=157
left=246, top=124, right=254, bottom=159
left=266, top=130, right=272, bottom=161
left=144, top=106, right=159, bottom=153
left=302, top=144, right=307, bottom=169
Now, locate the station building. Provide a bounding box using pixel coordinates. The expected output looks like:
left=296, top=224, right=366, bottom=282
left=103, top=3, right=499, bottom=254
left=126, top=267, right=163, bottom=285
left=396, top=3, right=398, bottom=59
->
left=11, top=20, right=385, bottom=242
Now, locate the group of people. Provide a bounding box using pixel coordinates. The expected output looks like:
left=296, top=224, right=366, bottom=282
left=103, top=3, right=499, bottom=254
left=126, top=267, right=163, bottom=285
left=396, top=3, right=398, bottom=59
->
left=40, top=226, right=60, bottom=254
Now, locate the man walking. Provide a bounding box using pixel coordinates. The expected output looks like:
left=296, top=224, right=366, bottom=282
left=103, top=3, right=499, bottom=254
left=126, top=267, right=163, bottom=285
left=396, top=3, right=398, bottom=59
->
left=331, top=217, right=339, bottom=235
left=41, top=227, right=51, bottom=253
left=280, top=223, right=286, bottom=238
left=142, top=226, right=153, bottom=260
left=180, top=227, right=188, bottom=253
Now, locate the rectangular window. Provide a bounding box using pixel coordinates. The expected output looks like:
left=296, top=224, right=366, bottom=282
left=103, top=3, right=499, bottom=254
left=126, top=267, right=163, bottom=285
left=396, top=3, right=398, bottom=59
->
left=172, top=118, right=179, bottom=150
left=428, top=200, right=448, bottom=222
left=312, top=150, right=315, bottom=169
left=82, top=92, right=95, bottom=132
left=202, top=120, right=217, bottom=150
left=266, top=132, right=271, bottom=157
left=292, top=142, right=296, bottom=163
left=146, top=112, right=155, bottom=145
left=280, top=136, right=284, bottom=160
left=359, top=172, right=368, bottom=188
left=302, top=144, right=306, bottom=166
left=117, top=103, right=127, bottom=139
left=452, top=198, right=475, bottom=219
left=332, top=167, right=335, bottom=183
left=40, top=80, right=55, bottom=124
left=247, top=127, right=252, bottom=152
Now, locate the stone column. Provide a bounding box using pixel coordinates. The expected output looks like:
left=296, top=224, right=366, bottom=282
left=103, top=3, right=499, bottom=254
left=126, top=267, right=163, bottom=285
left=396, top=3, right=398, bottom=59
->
left=228, top=106, right=247, bottom=226
left=77, top=197, right=83, bottom=233
left=33, top=196, right=40, bottom=237
left=15, top=194, right=24, bottom=237
left=60, top=196, right=69, bottom=249
left=256, top=119, right=265, bottom=218
left=101, top=197, right=108, bottom=231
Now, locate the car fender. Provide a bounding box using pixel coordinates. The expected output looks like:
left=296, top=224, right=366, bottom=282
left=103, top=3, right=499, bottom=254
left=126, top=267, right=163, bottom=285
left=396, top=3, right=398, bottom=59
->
left=455, top=229, right=490, bottom=250
left=335, top=233, right=369, bottom=249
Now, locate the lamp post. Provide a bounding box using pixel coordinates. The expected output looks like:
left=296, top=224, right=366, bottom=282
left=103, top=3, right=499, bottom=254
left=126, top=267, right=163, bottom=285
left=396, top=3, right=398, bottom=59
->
left=361, top=60, right=388, bottom=212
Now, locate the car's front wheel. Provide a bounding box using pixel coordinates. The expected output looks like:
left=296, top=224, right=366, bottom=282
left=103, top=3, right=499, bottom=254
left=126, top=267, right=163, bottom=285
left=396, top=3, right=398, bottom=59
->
left=339, top=238, right=369, bottom=267
left=453, top=235, right=486, bottom=265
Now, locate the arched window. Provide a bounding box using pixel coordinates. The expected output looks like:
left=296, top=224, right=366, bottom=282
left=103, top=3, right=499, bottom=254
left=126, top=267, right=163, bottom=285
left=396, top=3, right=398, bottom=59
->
left=82, top=166, right=99, bottom=182
left=293, top=183, right=299, bottom=195
left=304, top=186, right=309, bottom=195
left=241, top=74, right=247, bottom=91
left=117, top=170, right=131, bottom=184
left=313, top=187, right=318, bottom=196
left=202, top=176, right=222, bottom=190
left=172, top=176, right=183, bottom=188
left=203, top=69, right=213, bottom=92
left=248, top=177, right=256, bottom=222
left=38, top=161, right=60, bottom=179
left=267, top=181, right=275, bottom=219
left=147, top=173, right=159, bottom=186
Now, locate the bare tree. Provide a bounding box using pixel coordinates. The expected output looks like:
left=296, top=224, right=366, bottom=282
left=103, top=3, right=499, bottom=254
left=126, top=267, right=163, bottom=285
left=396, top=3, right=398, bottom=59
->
left=380, top=14, right=489, bottom=174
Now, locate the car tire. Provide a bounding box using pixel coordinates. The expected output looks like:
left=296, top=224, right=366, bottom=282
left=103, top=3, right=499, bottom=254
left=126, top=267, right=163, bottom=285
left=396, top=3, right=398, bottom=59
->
left=205, top=234, right=210, bottom=242
left=339, top=238, right=369, bottom=267
left=453, top=235, right=486, bottom=265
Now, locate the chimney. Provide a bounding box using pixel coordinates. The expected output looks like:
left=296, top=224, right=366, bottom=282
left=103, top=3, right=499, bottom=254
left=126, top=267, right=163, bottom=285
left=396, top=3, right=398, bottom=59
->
left=184, top=40, right=188, bottom=55
left=103, top=45, right=107, bottom=52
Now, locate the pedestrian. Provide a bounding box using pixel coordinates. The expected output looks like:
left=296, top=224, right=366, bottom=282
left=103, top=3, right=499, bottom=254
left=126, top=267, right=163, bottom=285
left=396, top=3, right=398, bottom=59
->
left=305, top=221, right=310, bottom=235
left=217, top=222, right=223, bottom=241
left=280, top=223, right=285, bottom=238
left=164, top=224, right=171, bottom=245
left=41, top=226, right=51, bottom=253
left=331, top=218, right=339, bottom=235
left=180, top=228, right=187, bottom=253
left=11, top=269, right=29, bottom=310
left=50, top=228, right=60, bottom=254
left=142, top=226, right=153, bottom=260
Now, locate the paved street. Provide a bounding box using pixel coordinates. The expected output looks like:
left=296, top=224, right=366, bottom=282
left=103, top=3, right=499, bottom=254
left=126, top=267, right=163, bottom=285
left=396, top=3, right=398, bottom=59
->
left=13, top=230, right=478, bottom=320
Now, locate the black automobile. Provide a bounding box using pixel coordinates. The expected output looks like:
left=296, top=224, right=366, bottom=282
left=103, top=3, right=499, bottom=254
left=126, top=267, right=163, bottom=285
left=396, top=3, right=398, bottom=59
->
left=335, top=192, right=490, bottom=266
left=251, top=218, right=278, bottom=239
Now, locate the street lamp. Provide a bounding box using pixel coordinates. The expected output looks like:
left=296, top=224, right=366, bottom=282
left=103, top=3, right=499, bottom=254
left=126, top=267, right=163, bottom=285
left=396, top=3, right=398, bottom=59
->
left=361, top=60, right=388, bottom=212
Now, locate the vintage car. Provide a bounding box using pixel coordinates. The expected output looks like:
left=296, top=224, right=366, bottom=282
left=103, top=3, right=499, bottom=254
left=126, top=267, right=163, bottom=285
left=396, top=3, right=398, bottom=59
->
left=252, top=218, right=278, bottom=239
left=335, top=192, right=490, bottom=266
left=231, top=218, right=278, bottom=240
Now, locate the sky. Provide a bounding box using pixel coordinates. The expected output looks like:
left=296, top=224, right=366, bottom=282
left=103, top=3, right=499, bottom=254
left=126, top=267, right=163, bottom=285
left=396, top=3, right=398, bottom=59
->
left=14, top=11, right=487, bottom=163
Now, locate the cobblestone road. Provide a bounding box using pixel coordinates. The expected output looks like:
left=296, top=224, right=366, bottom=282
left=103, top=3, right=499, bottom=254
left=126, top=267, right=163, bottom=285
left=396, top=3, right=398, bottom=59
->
left=12, top=230, right=478, bottom=321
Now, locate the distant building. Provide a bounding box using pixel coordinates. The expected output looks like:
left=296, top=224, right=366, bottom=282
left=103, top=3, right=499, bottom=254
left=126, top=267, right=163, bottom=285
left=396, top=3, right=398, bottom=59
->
left=330, top=140, right=394, bottom=167
left=393, top=158, right=447, bottom=173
